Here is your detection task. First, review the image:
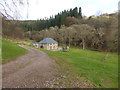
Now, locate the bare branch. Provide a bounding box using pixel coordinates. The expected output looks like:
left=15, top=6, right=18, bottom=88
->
left=4, top=0, right=13, bottom=13
left=11, top=0, right=17, bottom=7
left=0, top=3, right=14, bottom=19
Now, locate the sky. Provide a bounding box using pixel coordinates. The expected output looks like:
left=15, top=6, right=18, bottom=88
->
left=0, top=0, right=119, bottom=20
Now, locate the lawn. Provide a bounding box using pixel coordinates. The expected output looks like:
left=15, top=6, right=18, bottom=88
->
left=37, top=48, right=118, bottom=88
left=2, top=39, right=27, bottom=63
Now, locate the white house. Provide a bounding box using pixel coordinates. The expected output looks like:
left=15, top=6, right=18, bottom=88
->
left=31, top=38, right=58, bottom=50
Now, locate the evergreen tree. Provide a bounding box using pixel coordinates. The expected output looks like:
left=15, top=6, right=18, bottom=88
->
left=73, top=7, right=79, bottom=18
left=69, top=9, right=73, bottom=16
left=20, top=7, right=82, bottom=30
left=79, top=7, right=82, bottom=19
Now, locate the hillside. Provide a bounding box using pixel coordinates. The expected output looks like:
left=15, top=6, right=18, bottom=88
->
left=37, top=47, right=118, bottom=88
left=1, top=0, right=118, bottom=88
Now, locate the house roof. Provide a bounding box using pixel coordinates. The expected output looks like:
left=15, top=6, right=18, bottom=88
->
left=39, top=38, right=58, bottom=44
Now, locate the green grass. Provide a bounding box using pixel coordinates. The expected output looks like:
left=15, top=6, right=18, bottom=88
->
left=35, top=47, right=118, bottom=88
left=2, top=39, right=28, bottom=63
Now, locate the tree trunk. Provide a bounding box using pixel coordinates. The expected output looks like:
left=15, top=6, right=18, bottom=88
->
left=69, top=38, right=70, bottom=47
left=69, top=42, right=70, bottom=47
left=82, top=38, right=85, bottom=49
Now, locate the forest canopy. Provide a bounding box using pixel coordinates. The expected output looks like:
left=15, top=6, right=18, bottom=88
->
left=20, top=7, right=82, bottom=31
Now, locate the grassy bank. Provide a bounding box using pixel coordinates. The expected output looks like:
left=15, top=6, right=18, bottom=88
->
left=36, top=47, right=118, bottom=88
left=2, top=39, right=28, bottom=63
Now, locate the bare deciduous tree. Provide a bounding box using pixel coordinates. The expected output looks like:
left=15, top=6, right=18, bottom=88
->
left=0, top=0, right=29, bottom=19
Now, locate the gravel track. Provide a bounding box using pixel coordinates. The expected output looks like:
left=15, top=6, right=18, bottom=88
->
left=2, top=45, right=57, bottom=88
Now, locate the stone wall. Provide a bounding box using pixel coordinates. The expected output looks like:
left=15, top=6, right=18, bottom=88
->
left=39, top=43, right=58, bottom=50
left=32, top=43, right=58, bottom=50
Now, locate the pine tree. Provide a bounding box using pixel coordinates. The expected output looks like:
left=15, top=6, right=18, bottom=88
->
left=73, top=7, right=79, bottom=18
left=79, top=7, right=82, bottom=19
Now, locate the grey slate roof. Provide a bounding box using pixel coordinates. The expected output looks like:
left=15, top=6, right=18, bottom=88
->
left=39, top=38, right=58, bottom=44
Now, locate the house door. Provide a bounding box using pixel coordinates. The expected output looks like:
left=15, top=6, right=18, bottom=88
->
left=40, top=46, right=43, bottom=48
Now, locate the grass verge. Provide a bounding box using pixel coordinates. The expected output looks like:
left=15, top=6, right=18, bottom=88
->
left=33, top=47, right=118, bottom=88
left=2, top=38, right=28, bottom=63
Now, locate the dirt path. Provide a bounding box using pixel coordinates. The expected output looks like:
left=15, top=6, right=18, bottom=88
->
left=2, top=45, right=57, bottom=88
